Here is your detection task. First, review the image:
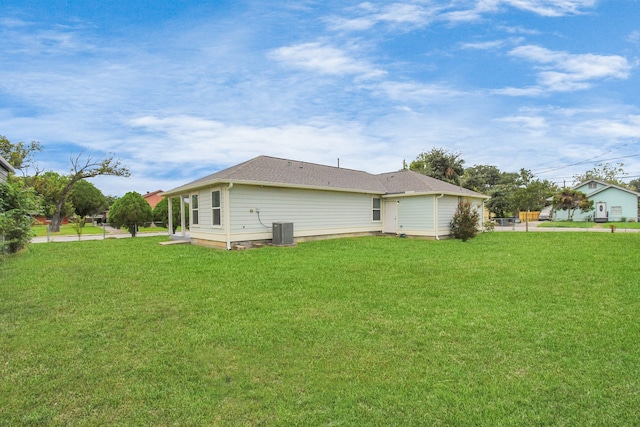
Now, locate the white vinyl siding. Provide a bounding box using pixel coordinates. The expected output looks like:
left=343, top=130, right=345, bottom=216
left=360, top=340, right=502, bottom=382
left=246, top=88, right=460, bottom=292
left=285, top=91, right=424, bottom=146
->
left=437, top=197, right=458, bottom=230
left=372, top=198, right=381, bottom=221
left=397, top=197, right=435, bottom=232
left=228, top=185, right=382, bottom=239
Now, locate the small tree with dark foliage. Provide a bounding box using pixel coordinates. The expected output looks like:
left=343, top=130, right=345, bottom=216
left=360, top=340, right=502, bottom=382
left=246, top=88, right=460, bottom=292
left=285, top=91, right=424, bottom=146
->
left=450, top=199, right=480, bottom=242
left=108, top=191, right=152, bottom=237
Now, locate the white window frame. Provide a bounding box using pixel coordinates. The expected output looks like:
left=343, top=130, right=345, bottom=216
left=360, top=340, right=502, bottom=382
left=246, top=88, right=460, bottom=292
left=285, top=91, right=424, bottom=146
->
left=191, top=194, right=199, bottom=226
left=372, top=197, right=381, bottom=221
left=212, top=190, right=221, bottom=227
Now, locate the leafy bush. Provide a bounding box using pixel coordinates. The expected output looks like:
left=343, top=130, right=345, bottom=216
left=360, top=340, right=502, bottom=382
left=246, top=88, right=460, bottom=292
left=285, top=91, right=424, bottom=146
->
left=0, top=181, right=37, bottom=255
left=450, top=199, right=480, bottom=241
left=483, top=220, right=495, bottom=232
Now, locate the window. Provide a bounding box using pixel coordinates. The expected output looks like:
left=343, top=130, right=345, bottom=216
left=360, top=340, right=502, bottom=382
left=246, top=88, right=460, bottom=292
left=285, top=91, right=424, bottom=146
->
left=588, top=182, right=597, bottom=189
left=191, top=194, right=199, bottom=225
left=373, top=198, right=381, bottom=221
left=212, top=190, right=221, bottom=226
left=611, top=206, right=622, bottom=216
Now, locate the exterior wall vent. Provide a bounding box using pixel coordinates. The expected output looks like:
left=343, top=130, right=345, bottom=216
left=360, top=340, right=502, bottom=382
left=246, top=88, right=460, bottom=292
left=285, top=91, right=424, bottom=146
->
left=272, top=222, right=294, bottom=245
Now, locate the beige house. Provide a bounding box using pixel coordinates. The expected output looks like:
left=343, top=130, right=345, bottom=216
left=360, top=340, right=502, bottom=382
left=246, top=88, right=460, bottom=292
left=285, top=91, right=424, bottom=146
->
left=162, top=156, right=489, bottom=249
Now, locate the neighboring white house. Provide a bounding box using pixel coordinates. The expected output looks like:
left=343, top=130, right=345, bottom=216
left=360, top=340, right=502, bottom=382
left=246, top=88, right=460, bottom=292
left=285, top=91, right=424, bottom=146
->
left=0, top=155, right=14, bottom=184
left=553, top=179, right=640, bottom=222
left=162, top=156, right=489, bottom=249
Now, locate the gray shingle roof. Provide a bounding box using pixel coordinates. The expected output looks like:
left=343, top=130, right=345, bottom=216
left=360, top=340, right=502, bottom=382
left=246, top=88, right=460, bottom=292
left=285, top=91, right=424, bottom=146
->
left=0, top=156, right=14, bottom=173
left=164, top=155, right=488, bottom=198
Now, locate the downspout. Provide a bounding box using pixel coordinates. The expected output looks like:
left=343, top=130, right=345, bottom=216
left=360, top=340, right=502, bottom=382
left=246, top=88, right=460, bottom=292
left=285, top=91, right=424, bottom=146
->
left=167, top=196, right=173, bottom=237
left=225, top=183, right=234, bottom=250
left=482, top=200, right=486, bottom=232
left=434, top=193, right=444, bottom=240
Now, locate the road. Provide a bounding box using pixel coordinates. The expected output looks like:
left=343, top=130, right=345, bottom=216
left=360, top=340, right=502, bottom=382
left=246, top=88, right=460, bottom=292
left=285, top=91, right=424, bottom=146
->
left=31, top=226, right=171, bottom=243
left=493, top=221, right=640, bottom=233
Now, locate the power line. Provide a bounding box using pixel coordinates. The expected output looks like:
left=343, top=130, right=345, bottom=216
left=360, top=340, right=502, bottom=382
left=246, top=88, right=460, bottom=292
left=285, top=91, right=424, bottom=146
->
left=532, top=139, right=639, bottom=175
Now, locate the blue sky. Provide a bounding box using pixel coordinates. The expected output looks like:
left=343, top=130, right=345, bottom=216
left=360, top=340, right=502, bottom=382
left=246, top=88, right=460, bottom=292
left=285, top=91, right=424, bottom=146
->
left=1, top=0, right=639, bottom=196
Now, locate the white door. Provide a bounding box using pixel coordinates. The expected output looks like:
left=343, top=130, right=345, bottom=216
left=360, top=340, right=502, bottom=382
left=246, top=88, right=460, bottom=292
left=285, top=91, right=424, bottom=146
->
left=383, top=200, right=397, bottom=233
left=595, top=202, right=607, bottom=222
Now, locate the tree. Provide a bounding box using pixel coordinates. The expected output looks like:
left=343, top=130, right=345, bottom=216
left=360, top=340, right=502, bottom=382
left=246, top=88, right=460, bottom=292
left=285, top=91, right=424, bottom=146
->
left=484, top=171, right=519, bottom=218
left=0, top=181, right=38, bottom=255
left=450, top=199, right=480, bottom=241
left=461, top=164, right=502, bottom=193
left=0, top=135, right=42, bottom=174
left=512, top=170, right=557, bottom=231
left=573, top=162, right=627, bottom=186
left=108, top=192, right=152, bottom=237
left=153, top=197, right=187, bottom=232
left=32, top=171, right=75, bottom=219
left=47, top=153, right=130, bottom=232
left=552, top=188, right=593, bottom=221
left=69, top=179, right=108, bottom=217
left=410, top=148, right=465, bottom=185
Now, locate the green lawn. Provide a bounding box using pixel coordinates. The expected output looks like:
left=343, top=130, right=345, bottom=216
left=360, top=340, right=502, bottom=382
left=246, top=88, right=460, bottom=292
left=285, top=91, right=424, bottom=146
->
left=2, top=234, right=639, bottom=425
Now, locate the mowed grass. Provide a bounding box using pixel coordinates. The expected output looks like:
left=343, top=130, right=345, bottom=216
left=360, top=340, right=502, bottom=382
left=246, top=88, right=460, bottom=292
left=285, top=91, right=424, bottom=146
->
left=1, top=233, right=639, bottom=426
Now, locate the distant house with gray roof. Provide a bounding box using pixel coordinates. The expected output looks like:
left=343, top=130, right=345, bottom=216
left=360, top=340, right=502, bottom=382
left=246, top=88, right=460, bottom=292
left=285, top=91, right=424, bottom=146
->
left=162, top=155, right=489, bottom=249
left=0, top=156, right=14, bottom=184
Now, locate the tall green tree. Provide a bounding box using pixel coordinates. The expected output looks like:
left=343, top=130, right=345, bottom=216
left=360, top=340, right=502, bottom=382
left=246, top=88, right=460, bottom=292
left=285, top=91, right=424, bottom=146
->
left=32, top=171, right=75, bottom=219
left=461, top=165, right=502, bottom=193
left=108, top=192, right=152, bottom=237
left=485, top=171, right=520, bottom=218
left=47, top=153, right=130, bottom=232
left=573, top=162, right=627, bottom=186
left=69, top=179, right=108, bottom=217
left=410, top=148, right=465, bottom=185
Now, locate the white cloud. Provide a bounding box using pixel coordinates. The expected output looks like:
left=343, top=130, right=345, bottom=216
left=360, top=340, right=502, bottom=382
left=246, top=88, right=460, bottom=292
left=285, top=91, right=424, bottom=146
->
left=503, top=45, right=632, bottom=94
left=327, top=2, right=437, bottom=31
left=375, top=81, right=468, bottom=103
left=627, top=30, right=640, bottom=44
left=328, top=0, right=596, bottom=32
left=269, top=42, right=386, bottom=79
left=577, top=115, right=640, bottom=139
left=502, top=0, right=596, bottom=17
left=126, top=115, right=391, bottom=172
left=494, top=115, right=548, bottom=130
left=460, top=37, right=523, bottom=50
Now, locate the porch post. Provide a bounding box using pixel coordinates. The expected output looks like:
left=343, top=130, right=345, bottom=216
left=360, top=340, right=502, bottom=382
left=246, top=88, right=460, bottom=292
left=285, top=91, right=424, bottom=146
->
left=180, top=195, right=187, bottom=238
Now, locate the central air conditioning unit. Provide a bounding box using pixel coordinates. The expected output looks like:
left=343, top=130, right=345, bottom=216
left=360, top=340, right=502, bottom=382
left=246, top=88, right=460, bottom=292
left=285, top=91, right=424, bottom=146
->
left=272, top=222, right=294, bottom=246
